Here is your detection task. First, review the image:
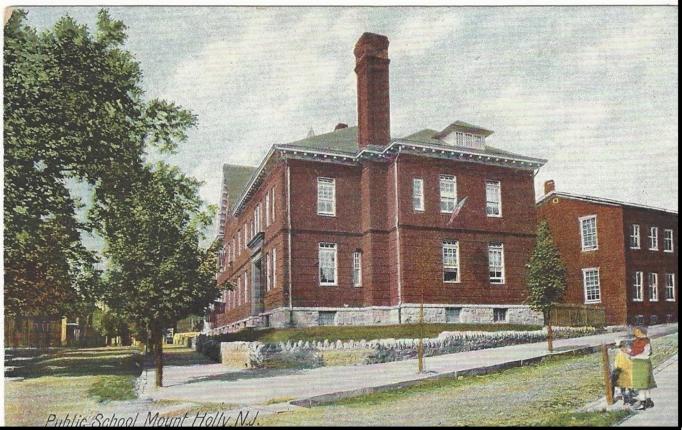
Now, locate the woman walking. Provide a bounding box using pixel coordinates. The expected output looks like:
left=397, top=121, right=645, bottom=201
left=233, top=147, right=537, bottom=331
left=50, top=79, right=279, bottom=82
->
left=628, top=326, right=657, bottom=410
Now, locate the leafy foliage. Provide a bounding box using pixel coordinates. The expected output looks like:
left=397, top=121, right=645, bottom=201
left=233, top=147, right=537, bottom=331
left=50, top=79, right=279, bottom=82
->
left=3, top=8, right=196, bottom=320
left=526, top=220, right=568, bottom=320
left=92, top=163, right=221, bottom=335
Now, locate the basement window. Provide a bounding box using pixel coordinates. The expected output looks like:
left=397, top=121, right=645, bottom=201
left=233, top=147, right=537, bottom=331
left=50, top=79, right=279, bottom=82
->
left=445, top=307, right=461, bottom=323
left=493, top=308, right=507, bottom=323
left=318, top=311, right=336, bottom=326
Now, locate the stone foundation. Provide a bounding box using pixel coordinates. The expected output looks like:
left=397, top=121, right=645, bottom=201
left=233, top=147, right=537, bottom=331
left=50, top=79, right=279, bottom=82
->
left=207, top=304, right=543, bottom=335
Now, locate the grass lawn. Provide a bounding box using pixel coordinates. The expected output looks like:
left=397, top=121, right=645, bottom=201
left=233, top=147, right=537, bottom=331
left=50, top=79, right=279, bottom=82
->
left=212, top=323, right=544, bottom=343
left=257, top=333, right=678, bottom=426
left=4, top=346, right=142, bottom=426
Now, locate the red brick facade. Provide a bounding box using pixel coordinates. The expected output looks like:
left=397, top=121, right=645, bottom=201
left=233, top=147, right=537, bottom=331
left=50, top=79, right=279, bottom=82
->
left=208, top=32, right=547, bottom=331
left=537, top=187, right=678, bottom=325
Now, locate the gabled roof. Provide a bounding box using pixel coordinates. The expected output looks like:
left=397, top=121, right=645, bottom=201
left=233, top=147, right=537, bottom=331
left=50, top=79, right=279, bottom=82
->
left=400, top=129, right=539, bottom=160
left=279, top=126, right=359, bottom=154
left=536, top=190, right=678, bottom=216
left=433, top=120, right=494, bottom=138
left=222, top=164, right=257, bottom=209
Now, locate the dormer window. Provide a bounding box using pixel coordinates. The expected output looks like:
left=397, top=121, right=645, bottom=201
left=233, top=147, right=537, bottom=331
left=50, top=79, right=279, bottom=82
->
left=435, top=121, right=493, bottom=150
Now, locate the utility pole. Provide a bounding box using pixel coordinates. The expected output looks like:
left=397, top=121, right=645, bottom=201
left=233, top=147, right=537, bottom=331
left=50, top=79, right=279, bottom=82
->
left=417, top=281, right=425, bottom=373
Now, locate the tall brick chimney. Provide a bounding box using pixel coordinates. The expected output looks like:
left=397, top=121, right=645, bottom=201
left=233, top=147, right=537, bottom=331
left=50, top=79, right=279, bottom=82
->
left=354, top=32, right=390, bottom=148
left=544, top=180, right=556, bottom=195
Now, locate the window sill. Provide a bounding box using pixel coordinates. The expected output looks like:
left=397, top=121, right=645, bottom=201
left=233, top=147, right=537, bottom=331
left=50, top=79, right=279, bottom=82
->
left=584, top=300, right=601, bottom=304
left=649, top=248, right=659, bottom=251
left=486, top=214, right=502, bottom=218
left=317, top=212, right=336, bottom=217
left=490, top=281, right=505, bottom=286
left=443, top=281, right=461, bottom=284
left=649, top=299, right=659, bottom=302
left=629, top=247, right=640, bottom=250
left=664, top=250, right=674, bottom=253
left=665, top=299, right=676, bottom=302
left=581, top=247, right=598, bottom=252
left=632, top=299, right=644, bottom=302
left=320, top=284, right=338, bottom=287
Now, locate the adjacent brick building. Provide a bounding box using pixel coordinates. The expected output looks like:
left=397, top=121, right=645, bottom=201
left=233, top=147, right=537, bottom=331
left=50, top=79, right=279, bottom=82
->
left=208, top=33, right=547, bottom=332
left=537, top=181, right=678, bottom=326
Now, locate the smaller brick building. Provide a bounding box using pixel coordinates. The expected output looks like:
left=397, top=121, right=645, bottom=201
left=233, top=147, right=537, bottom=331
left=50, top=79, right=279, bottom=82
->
left=537, top=181, right=678, bottom=326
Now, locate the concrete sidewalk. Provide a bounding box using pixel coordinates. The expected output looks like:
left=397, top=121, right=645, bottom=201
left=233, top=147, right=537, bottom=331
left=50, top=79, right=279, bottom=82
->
left=618, top=354, right=678, bottom=427
left=138, top=323, right=677, bottom=407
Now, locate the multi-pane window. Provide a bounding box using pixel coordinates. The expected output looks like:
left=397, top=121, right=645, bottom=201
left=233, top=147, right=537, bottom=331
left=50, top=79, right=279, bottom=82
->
left=629, top=224, right=640, bottom=249
left=319, top=243, right=337, bottom=286
left=265, top=193, right=270, bottom=227
left=580, top=215, right=598, bottom=251
left=632, top=271, right=643, bottom=302
left=317, top=177, right=336, bottom=216
left=648, top=272, right=658, bottom=302
left=243, top=226, right=247, bottom=249
left=582, top=268, right=601, bottom=303
left=455, top=132, right=464, bottom=146
left=265, top=252, right=271, bottom=291
left=439, top=175, right=457, bottom=213
left=412, top=178, right=424, bottom=211
left=271, top=247, right=276, bottom=289
left=665, top=273, right=675, bottom=301
left=254, top=204, right=261, bottom=234
left=493, top=308, right=507, bottom=323
left=270, top=187, right=276, bottom=223
left=442, top=240, right=460, bottom=283
left=485, top=181, right=502, bottom=217
left=664, top=229, right=674, bottom=252
left=244, top=270, right=249, bottom=303
left=353, top=251, right=362, bottom=287
left=488, top=242, right=505, bottom=284
left=648, top=226, right=658, bottom=250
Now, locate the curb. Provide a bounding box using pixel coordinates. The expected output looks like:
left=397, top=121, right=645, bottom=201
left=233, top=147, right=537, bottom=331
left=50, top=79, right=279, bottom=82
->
left=290, top=344, right=601, bottom=408
left=290, top=328, right=678, bottom=408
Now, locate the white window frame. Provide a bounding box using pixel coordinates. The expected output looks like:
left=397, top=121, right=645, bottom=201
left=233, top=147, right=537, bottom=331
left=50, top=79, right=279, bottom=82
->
left=439, top=175, right=457, bottom=213
left=665, top=273, right=675, bottom=301
left=319, top=243, right=338, bottom=286
left=317, top=177, right=336, bottom=216
left=265, top=252, right=271, bottom=291
left=632, top=271, right=643, bottom=302
left=648, top=226, right=658, bottom=251
left=648, top=272, right=658, bottom=302
left=579, top=215, right=598, bottom=251
left=582, top=267, right=601, bottom=304
left=412, top=178, right=424, bottom=212
left=663, top=229, right=674, bottom=253
left=271, top=186, right=276, bottom=223
left=353, top=251, right=362, bottom=287
left=271, top=247, right=276, bottom=289
left=442, top=240, right=460, bottom=283
left=629, top=224, right=640, bottom=249
left=485, top=180, right=502, bottom=217
left=488, top=242, right=505, bottom=284
left=265, top=193, right=270, bottom=227
left=244, top=270, right=249, bottom=304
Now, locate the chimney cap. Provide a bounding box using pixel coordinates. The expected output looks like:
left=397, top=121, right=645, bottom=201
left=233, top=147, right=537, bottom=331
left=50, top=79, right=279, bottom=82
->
left=544, top=180, right=556, bottom=194
left=354, top=32, right=389, bottom=60
left=334, top=123, right=348, bottom=131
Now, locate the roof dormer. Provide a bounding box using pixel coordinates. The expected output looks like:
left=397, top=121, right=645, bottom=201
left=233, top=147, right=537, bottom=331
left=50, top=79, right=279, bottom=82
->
left=433, top=121, right=494, bottom=150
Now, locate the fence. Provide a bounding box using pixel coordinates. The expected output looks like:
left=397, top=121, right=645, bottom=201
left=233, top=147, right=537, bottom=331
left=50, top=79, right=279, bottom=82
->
left=550, top=304, right=606, bottom=328
left=4, top=317, right=65, bottom=348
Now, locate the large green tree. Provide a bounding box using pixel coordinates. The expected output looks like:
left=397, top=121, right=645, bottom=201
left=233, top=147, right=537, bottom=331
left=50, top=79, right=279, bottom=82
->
left=90, top=162, right=221, bottom=386
left=3, top=9, right=194, bottom=323
left=526, top=220, right=567, bottom=352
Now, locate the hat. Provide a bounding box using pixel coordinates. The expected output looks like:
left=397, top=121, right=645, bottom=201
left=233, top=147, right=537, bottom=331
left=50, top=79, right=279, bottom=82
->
left=633, top=326, right=648, bottom=337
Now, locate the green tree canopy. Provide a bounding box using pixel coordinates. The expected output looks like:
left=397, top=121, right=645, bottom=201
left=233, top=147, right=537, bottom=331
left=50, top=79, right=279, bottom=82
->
left=526, top=220, right=568, bottom=320
left=3, top=9, right=194, bottom=319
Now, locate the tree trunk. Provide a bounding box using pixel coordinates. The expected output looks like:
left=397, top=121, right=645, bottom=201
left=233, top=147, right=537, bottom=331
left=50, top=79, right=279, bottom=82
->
left=153, top=325, right=164, bottom=387
left=546, top=309, right=554, bottom=352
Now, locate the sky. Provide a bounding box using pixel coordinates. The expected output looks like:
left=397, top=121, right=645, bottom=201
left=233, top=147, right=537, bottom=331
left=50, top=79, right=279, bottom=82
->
left=21, top=6, right=679, bottom=243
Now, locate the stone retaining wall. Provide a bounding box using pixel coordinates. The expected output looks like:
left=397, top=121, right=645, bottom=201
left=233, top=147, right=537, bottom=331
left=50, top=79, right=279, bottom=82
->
left=205, top=326, right=599, bottom=369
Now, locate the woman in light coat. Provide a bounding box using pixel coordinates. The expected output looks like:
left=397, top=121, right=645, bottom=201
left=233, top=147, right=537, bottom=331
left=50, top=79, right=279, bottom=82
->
left=628, top=326, right=656, bottom=409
